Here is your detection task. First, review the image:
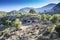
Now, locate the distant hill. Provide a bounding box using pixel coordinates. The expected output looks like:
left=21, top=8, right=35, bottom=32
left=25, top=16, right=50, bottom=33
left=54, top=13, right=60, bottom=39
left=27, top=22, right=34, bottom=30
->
left=6, top=3, right=60, bottom=14
left=19, top=7, right=35, bottom=14
left=36, top=3, right=56, bottom=13
left=52, top=3, right=60, bottom=13
left=0, top=11, right=7, bottom=14
left=7, top=10, right=18, bottom=14
left=18, top=3, right=56, bottom=13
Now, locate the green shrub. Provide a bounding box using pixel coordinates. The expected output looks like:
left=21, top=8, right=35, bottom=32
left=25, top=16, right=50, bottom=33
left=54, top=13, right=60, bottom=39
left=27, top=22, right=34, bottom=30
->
left=50, top=16, right=57, bottom=24
left=13, top=18, right=22, bottom=30
left=55, top=25, right=60, bottom=37
left=0, top=31, right=3, bottom=36
left=4, top=28, right=10, bottom=35
left=47, top=27, right=51, bottom=33
left=29, top=9, right=36, bottom=14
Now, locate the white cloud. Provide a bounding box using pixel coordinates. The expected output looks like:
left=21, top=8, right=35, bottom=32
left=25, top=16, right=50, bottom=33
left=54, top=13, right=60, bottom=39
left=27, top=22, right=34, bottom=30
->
left=46, top=0, right=60, bottom=4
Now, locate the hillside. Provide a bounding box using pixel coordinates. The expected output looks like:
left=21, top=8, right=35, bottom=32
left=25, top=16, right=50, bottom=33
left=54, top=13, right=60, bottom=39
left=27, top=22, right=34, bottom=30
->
left=36, top=3, right=56, bottom=13
left=0, top=13, right=60, bottom=40
left=6, top=3, right=60, bottom=14
left=19, top=7, right=35, bottom=14
left=52, top=3, right=60, bottom=13
left=7, top=3, right=56, bottom=14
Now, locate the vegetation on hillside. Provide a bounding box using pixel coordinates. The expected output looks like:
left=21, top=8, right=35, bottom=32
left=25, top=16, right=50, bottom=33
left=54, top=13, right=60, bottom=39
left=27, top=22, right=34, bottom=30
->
left=0, top=9, right=60, bottom=40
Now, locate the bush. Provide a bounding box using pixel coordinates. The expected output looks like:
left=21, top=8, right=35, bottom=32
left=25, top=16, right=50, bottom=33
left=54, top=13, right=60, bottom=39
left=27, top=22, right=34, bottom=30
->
left=55, top=25, right=60, bottom=37
left=37, top=37, right=43, bottom=40
left=13, top=18, right=22, bottom=30
left=4, top=28, right=10, bottom=35
left=50, top=16, right=57, bottom=24
left=29, top=9, right=36, bottom=14
left=47, top=27, right=51, bottom=33
left=0, top=31, right=3, bottom=36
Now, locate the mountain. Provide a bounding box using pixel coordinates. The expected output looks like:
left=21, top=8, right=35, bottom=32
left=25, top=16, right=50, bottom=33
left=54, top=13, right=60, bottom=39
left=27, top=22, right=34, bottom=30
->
left=7, top=3, right=57, bottom=14
left=7, top=10, right=18, bottom=14
left=19, top=7, right=35, bottom=14
left=36, top=3, right=56, bottom=13
left=19, top=3, right=56, bottom=13
left=0, top=11, right=7, bottom=14
left=52, top=3, right=60, bottom=13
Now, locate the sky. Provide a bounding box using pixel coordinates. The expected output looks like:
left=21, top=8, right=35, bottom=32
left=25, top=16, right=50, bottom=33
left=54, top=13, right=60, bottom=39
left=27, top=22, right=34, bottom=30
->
left=0, top=0, right=60, bottom=12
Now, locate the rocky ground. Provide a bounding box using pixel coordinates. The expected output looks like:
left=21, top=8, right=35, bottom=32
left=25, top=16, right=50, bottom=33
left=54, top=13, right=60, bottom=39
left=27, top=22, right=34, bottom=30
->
left=0, top=14, right=60, bottom=40
left=0, top=22, right=59, bottom=40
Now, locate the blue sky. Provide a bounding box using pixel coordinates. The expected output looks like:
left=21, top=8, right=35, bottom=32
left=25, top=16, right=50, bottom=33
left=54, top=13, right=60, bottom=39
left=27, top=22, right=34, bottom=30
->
left=0, top=0, right=60, bottom=12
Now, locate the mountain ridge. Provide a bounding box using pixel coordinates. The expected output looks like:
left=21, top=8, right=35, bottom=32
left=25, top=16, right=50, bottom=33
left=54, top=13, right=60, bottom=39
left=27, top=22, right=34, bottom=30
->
left=1, top=3, right=60, bottom=14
